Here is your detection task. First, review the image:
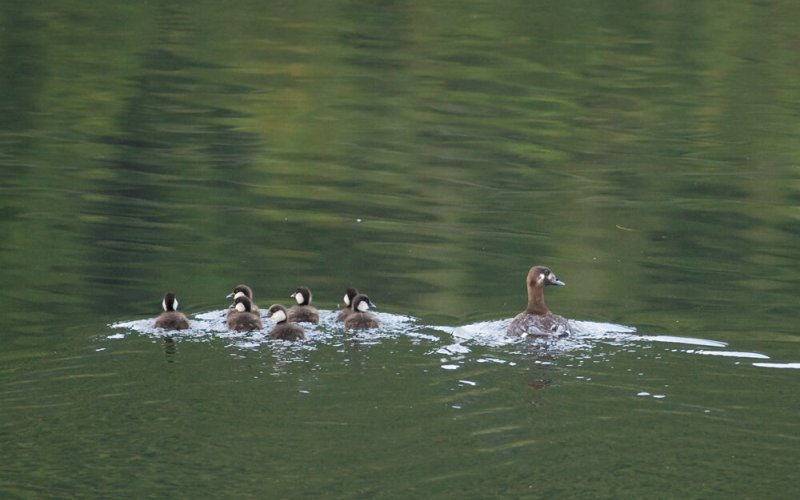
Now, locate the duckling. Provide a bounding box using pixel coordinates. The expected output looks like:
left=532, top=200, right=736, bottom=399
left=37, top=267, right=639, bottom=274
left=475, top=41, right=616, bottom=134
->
left=507, top=265, right=571, bottom=338
left=227, top=295, right=263, bottom=332
left=287, top=286, right=319, bottom=324
left=336, top=287, right=360, bottom=322
left=266, top=304, right=305, bottom=340
left=227, top=284, right=260, bottom=318
left=154, top=291, right=190, bottom=330
left=343, top=294, right=379, bottom=329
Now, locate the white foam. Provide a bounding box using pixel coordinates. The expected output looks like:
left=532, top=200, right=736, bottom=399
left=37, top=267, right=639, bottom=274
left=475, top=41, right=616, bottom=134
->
left=635, top=335, right=727, bottom=348
left=194, top=310, right=227, bottom=321
left=752, top=362, right=800, bottom=369
left=477, top=357, right=502, bottom=364
left=686, top=350, right=769, bottom=359
left=435, top=343, right=471, bottom=355
left=569, top=320, right=637, bottom=336
left=449, top=319, right=516, bottom=347
left=109, top=309, right=764, bottom=376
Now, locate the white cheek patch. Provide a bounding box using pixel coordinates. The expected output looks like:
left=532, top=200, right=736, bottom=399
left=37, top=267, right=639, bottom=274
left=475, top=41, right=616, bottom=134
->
left=357, top=301, right=370, bottom=312
left=293, top=293, right=303, bottom=305
left=539, top=273, right=547, bottom=283
left=343, top=294, right=351, bottom=306
left=235, top=302, right=246, bottom=313
left=174, top=299, right=179, bottom=311
left=272, top=309, right=287, bottom=323
left=162, top=299, right=168, bottom=311
left=233, top=291, right=246, bottom=300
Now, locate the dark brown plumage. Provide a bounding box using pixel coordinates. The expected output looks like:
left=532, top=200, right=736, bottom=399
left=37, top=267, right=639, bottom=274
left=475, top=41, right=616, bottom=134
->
left=226, top=284, right=260, bottom=318
left=267, top=304, right=305, bottom=340
left=287, top=286, right=319, bottom=324
left=227, top=296, right=263, bottom=332
left=343, top=294, right=379, bottom=330
left=507, top=265, right=570, bottom=338
left=155, top=291, right=190, bottom=330
left=336, top=287, right=360, bottom=322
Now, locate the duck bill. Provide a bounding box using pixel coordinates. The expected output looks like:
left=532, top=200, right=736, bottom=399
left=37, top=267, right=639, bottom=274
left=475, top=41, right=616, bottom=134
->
left=551, top=279, right=565, bottom=286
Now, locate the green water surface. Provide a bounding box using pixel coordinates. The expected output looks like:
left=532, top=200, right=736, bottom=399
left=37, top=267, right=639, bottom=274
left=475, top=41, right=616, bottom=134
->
left=1, top=1, right=799, bottom=498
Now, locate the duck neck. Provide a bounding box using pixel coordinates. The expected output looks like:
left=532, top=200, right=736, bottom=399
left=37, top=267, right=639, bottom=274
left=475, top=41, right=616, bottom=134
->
left=526, top=284, right=550, bottom=315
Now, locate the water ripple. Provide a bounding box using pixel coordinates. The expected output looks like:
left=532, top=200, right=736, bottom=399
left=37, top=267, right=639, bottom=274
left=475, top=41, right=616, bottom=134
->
left=109, top=311, right=782, bottom=369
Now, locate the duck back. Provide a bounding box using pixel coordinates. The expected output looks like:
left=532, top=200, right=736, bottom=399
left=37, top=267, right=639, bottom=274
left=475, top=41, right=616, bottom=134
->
left=155, top=311, right=189, bottom=330
left=507, top=311, right=570, bottom=338
left=227, top=312, right=262, bottom=332
left=288, top=305, right=319, bottom=324
left=344, top=312, right=379, bottom=330
left=269, top=323, right=305, bottom=341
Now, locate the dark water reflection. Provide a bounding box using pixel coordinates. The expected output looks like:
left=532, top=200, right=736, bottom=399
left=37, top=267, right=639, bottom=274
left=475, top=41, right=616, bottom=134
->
left=2, top=0, right=800, bottom=497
